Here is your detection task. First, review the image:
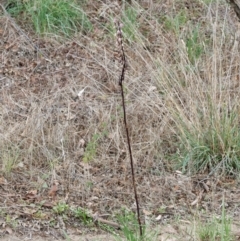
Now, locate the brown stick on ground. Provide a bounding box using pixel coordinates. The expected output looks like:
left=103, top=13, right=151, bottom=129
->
left=91, top=212, right=120, bottom=229
left=94, top=217, right=121, bottom=229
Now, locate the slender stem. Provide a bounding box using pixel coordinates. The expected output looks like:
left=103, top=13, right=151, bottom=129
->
left=116, top=20, right=143, bottom=236
left=119, top=81, right=143, bottom=237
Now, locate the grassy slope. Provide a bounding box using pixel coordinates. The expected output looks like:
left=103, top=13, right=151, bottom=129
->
left=0, top=0, right=240, bottom=240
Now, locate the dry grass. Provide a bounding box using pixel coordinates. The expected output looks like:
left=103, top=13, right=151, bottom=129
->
left=1, top=0, right=240, bottom=239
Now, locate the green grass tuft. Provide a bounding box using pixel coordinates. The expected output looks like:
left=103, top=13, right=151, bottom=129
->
left=197, top=198, right=235, bottom=241
left=6, top=0, right=92, bottom=36
left=173, top=105, right=240, bottom=175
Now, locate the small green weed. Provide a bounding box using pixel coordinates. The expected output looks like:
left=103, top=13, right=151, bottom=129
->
left=83, top=133, right=100, bottom=162
left=83, top=123, right=108, bottom=162
left=163, top=10, right=188, bottom=34
left=53, top=202, right=69, bottom=215
left=72, top=207, right=92, bottom=225
left=49, top=218, right=57, bottom=227
left=86, top=181, right=93, bottom=189
left=33, top=210, right=46, bottom=219
left=0, top=209, right=5, bottom=217
left=1, top=147, right=20, bottom=175
left=186, top=27, right=204, bottom=64
left=5, top=214, right=18, bottom=228
left=158, top=206, right=167, bottom=214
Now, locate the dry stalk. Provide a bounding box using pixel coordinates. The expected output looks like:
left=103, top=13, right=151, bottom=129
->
left=114, top=19, right=143, bottom=237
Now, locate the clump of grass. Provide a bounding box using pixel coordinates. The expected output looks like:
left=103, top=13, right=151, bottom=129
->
left=6, top=0, right=92, bottom=36
left=116, top=209, right=144, bottom=241
left=115, top=209, right=157, bottom=241
left=197, top=199, right=234, bottom=241
left=155, top=1, right=240, bottom=176
left=1, top=146, right=21, bottom=175
left=122, top=5, right=139, bottom=43
left=175, top=107, right=240, bottom=175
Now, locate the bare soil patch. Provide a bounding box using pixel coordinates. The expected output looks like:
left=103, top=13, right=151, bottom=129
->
left=0, top=234, right=116, bottom=241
